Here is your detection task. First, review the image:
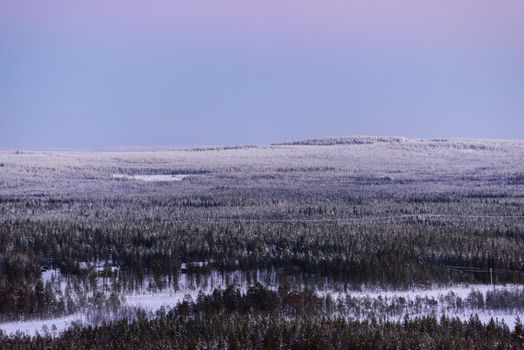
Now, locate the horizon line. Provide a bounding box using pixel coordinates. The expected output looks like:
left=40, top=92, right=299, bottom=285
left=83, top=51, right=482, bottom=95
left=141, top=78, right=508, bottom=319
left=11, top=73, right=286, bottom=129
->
left=1, top=135, right=524, bottom=152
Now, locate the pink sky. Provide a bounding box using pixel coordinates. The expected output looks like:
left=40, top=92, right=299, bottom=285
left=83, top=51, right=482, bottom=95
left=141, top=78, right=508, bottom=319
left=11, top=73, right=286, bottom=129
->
left=1, top=1, right=523, bottom=147
left=2, top=0, right=523, bottom=51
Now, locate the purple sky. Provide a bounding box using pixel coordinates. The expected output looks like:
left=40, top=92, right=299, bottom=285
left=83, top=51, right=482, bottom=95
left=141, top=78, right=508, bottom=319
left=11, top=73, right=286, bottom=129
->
left=1, top=1, right=523, bottom=148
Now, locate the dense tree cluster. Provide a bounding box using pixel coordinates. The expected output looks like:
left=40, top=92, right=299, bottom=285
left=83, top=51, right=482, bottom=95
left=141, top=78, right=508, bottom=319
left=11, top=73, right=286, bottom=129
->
left=0, top=194, right=523, bottom=319
left=1, top=285, right=523, bottom=350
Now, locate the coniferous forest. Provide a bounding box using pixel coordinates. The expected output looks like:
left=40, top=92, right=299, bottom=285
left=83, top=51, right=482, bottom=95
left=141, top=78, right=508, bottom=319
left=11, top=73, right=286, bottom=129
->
left=1, top=138, right=524, bottom=349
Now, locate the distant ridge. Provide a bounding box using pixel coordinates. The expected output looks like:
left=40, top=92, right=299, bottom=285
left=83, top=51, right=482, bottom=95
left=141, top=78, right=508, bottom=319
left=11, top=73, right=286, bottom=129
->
left=273, top=136, right=524, bottom=150
left=274, top=136, right=409, bottom=146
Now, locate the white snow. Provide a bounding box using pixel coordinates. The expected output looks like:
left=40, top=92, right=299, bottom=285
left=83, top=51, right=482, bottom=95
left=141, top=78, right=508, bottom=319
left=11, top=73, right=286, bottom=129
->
left=2, top=272, right=523, bottom=337
left=112, top=174, right=192, bottom=182
left=125, top=291, right=192, bottom=312
left=0, top=313, right=85, bottom=337
left=41, top=269, right=61, bottom=284
left=456, top=311, right=521, bottom=329
left=331, top=283, right=523, bottom=299
left=318, top=284, right=524, bottom=330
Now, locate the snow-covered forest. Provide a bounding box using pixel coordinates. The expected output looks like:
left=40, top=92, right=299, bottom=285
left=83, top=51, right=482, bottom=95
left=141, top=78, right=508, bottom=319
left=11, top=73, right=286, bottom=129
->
left=1, top=137, right=524, bottom=349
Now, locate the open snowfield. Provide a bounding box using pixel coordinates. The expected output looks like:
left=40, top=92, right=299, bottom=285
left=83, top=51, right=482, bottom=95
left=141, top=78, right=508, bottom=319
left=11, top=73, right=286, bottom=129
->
left=0, top=137, right=523, bottom=199
left=112, top=174, right=193, bottom=182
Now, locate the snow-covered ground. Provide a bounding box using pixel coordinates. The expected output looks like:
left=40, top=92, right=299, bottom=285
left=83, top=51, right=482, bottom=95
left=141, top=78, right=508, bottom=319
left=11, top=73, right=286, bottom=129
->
left=112, top=174, right=192, bottom=182
left=3, top=270, right=523, bottom=337
left=323, top=283, right=522, bottom=299
left=326, top=284, right=524, bottom=329
left=41, top=268, right=61, bottom=284
left=125, top=291, right=191, bottom=312
left=0, top=313, right=85, bottom=337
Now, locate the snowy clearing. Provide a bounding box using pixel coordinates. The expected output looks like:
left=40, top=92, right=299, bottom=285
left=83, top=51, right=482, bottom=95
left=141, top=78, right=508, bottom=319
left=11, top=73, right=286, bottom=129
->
left=112, top=174, right=192, bottom=182
left=0, top=313, right=85, bottom=337
left=3, top=274, right=524, bottom=337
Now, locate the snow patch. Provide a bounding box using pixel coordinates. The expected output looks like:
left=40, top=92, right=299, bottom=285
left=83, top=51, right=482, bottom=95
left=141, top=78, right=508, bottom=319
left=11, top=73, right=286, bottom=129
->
left=0, top=314, right=85, bottom=337
left=112, top=174, right=192, bottom=182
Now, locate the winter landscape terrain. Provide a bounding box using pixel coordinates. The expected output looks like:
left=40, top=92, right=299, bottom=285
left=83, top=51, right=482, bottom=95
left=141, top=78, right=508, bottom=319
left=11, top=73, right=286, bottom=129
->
left=1, top=136, right=524, bottom=349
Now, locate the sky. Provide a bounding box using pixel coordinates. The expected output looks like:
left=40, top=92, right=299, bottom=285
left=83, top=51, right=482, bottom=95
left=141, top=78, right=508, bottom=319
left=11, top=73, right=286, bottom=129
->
left=0, top=0, right=523, bottom=148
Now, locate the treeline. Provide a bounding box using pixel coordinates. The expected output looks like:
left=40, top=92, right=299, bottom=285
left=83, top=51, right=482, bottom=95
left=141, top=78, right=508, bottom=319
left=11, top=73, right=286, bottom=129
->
left=1, top=215, right=524, bottom=319
left=2, top=191, right=522, bottom=224
left=1, top=285, right=523, bottom=350
left=180, top=284, right=524, bottom=319
left=0, top=280, right=63, bottom=320
left=2, top=218, right=524, bottom=284
left=0, top=271, right=122, bottom=322
left=275, top=136, right=408, bottom=145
